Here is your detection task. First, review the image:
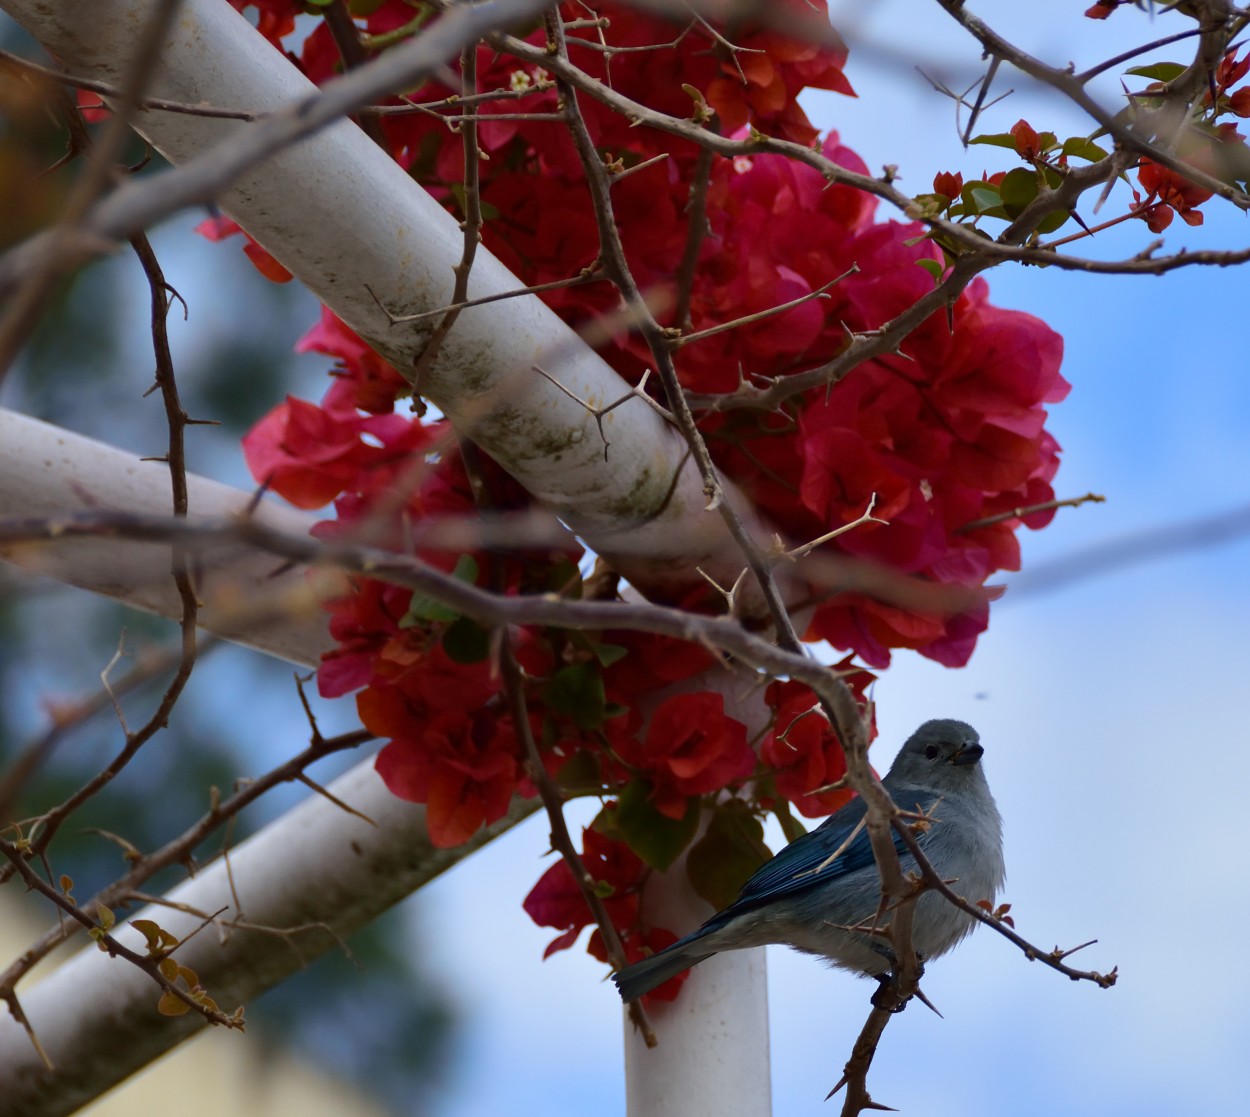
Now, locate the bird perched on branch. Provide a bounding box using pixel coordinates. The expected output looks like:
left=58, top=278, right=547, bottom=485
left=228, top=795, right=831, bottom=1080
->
left=613, top=719, right=1004, bottom=1003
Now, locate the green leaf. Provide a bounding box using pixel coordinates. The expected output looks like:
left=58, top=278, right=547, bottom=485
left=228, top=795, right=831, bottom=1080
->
left=614, top=780, right=701, bottom=872
left=543, top=662, right=606, bottom=730
left=968, top=132, right=1019, bottom=150
left=1125, top=61, right=1187, bottom=83
left=400, top=554, right=479, bottom=627
left=549, top=746, right=601, bottom=793
left=442, top=617, right=491, bottom=663
left=593, top=642, right=629, bottom=667
left=916, top=258, right=944, bottom=285
left=1034, top=208, right=1070, bottom=235
left=966, top=184, right=1003, bottom=214
left=685, top=802, right=773, bottom=910
left=1062, top=136, right=1109, bottom=163
left=998, top=167, right=1039, bottom=216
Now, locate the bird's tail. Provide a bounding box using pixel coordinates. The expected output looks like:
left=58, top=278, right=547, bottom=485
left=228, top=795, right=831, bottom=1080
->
left=612, top=939, right=713, bottom=1003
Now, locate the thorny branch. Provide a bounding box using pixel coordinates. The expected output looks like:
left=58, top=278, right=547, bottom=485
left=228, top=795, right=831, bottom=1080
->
left=0, top=710, right=373, bottom=1023
left=3, top=0, right=1230, bottom=1107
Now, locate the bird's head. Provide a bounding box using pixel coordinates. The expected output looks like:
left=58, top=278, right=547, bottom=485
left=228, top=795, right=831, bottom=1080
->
left=885, top=719, right=987, bottom=791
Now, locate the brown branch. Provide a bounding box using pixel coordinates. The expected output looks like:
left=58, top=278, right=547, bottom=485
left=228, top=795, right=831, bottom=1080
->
left=545, top=11, right=807, bottom=655
left=499, top=636, right=658, bottom=1046
left=0, top=637, right=219, bottom=830
left=956, top=492, right=1106, bottom=535
left=321, top=0, right=392, bottom=151
left=369, top=263, right=604, bottom=326
left=0, top=838, right=245, bottom=1033
left=931, top=0, right=1250, bottom=210
left=0, top=715, right=372, bottom=996
left=411, top=44, right=495, bottom=397
left=674, top=266, right=859, bottom=350
left=892, top=820, right=1117, bottom=988
left=0, top=48, right=260, bottom=120
left=0, top=0, right=184, bottom=381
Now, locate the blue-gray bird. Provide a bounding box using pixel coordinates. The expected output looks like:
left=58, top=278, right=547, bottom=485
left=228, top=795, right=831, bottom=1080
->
left=613, top=718, right=1004, bottom=1002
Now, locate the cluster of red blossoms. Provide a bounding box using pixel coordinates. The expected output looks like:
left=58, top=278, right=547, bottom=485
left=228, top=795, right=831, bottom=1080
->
left=1130, top=47, right=1250, bottom=233
left=222, top=1, right=1067, bottom=995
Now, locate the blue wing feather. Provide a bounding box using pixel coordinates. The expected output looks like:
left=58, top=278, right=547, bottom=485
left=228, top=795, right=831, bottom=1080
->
left=710, top=793, right=932, bottom=924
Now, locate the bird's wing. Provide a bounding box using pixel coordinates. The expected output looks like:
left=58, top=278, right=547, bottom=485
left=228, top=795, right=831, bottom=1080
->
left=718, top=793, right=934, bottom=918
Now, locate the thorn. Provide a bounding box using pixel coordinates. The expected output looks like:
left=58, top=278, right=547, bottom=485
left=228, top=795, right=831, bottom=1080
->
left=825, top=1074, right=848, bottom=1101
left=913, top=985, right=944, bottom=1018
left=864, top=1100, right=899, bottom=1112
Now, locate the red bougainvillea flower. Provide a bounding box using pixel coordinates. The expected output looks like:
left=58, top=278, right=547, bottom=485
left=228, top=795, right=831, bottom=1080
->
left=224, top=0, right=1068, bottom=953
left=933, top=170, right=964, bottom=199
left=194, top=214, right=292, bottom=282
left=760, top=664, right=875, bottom=817
left=242, top=394, right=428, bottom=509
left=613, top=692, right=755, bottom=819
left=524, top=824, right=649, bottom=957
left=296, top=308, right=411, bottom=415
left=1137, top=155, right=1214, bottom=227
left=228, top=1, right=297, bottom=48
left=365, top=687, right=522, bottom=849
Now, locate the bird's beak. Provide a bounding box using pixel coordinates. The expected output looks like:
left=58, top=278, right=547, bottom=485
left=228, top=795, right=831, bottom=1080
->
left=951, top=742, right=984, bottom=766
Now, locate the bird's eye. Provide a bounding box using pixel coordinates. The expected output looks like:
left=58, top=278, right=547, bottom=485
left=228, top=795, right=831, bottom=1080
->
left=924, top=744, right=940, bottom=760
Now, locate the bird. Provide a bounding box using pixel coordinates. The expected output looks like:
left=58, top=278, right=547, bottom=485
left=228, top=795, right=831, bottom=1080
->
left=612, top=718, right=1004, bottom=1003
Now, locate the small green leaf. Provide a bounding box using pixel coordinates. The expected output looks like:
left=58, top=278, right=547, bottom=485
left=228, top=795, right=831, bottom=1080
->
left=442, top=616, right=491, bottom=663
left=998, top=167, right=1039, bottom=216
left=550, top=746, right=601, bottom=792
left=593, top=642, right=629, bottom=667
left=1125, top=61, right=1187, bottom=83
left=95, top=902, right=115, bottom=931
left=132, top=918, right=176, bottom=956
left=1034, top=209, right=1070, bottom=235
left=1062, top=136, right=1109, bottom=163
left=685, top=802, right=773, bottom=910
left=545, top=558, right=583, bottom=597
left=614, top=780, right=700, bottom=872
left=966, top=184, right=1003, bottom=214
left=968, top=132, right=1019, bottom=150
left=544, top=663, right=606, bottom=730
left=917, top=258, right=944, bottom=285
left=157, top=991, right=190, bottom=1016
left=400, top=554, right=479, bottom=626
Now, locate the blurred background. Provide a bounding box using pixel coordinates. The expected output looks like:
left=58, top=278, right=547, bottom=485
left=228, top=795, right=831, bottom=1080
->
left=2, top=1, right=1247, bottom=1114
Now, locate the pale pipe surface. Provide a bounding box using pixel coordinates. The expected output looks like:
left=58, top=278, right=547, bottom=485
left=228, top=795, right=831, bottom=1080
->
left=0, top=0, right=772, bottom=599
left=0, top=408, right=329, bottom=666
left=0, top=759, right=539, bottom=1117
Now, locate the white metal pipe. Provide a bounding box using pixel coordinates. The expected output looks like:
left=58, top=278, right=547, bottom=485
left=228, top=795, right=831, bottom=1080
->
left=0, top=408, right=328, bottom=665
